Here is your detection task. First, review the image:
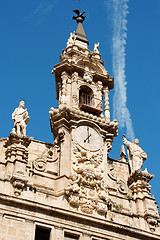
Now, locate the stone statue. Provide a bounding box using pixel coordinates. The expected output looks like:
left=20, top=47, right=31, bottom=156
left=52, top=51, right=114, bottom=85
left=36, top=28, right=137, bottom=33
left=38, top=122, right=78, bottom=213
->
left=123, top=135, right=147, bottom=174
left=94, top=42, right=99, bottom=54
left=67, top=31, right=76, bottom=47
left=12, top=101, right=30, bottom=137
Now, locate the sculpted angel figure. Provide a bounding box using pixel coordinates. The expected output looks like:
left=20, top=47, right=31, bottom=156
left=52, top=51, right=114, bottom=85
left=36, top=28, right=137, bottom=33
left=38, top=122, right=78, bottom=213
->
left=123, top=135, right=147, bottom=174
left=12, top=101, right=30, bottom=137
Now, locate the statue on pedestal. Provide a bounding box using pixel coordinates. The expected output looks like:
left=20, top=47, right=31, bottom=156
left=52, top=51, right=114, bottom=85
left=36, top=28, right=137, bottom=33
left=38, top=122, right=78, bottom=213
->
left=123, top=135, right=147, bottom=174
left=12, top=101, right=30, bottom=137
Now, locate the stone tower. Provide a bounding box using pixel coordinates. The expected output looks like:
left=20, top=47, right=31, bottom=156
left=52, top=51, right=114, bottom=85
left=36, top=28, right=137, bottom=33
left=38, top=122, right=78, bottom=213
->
left=0, top=9, right=159, bottom=240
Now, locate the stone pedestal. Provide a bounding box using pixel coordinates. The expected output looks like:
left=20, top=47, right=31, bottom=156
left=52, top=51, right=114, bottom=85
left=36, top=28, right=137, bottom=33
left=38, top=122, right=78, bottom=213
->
left=4, top=132, right=31, bottom=196
left=128, top=169, right=159, bottom=232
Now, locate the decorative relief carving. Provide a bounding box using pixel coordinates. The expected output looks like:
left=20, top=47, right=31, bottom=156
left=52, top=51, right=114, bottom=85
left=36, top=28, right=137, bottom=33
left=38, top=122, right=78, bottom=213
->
left=72, top=95, right=78, bottom=105
left=32, top=144, right=60, bottom=176
left=108, top=168, right=127, bottom=195
left=109, top=120, right=118, bottom=136
left=106, top=142, right=112, bottom=152
left=83, top=72, right=93, bottom=83
left=146, top=217, right=158, bottom=232
left=65, top=143, right=112, bottom=215
left=11, top=179, right=27, bottom=196
left=83, top=67, right=93, bottom=83
left=58, top=129, right=65, bottom=142
left=33, top=158, right=46, bottom=172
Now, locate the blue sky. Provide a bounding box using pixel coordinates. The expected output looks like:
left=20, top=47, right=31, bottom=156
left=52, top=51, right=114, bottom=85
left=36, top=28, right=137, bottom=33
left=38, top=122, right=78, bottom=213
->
left=0, top=0, right=160, bottom=206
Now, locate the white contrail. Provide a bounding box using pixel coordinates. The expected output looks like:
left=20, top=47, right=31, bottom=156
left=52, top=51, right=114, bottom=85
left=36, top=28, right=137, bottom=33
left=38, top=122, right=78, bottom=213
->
left=107, top=0, right=135, bottom=141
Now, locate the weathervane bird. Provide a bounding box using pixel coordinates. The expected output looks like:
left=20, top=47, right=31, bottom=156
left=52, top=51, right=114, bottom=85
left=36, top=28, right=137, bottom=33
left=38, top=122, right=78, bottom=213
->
left=72, top=9, right=86, bottom=23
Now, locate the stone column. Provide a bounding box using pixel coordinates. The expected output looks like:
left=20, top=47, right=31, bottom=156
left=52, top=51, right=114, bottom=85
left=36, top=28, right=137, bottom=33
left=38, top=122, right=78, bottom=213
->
left=103, top=87, right=110, bottom=122
left=60, top=71, right=68, bottom=106
left=5, top=133, right=31, bottom=196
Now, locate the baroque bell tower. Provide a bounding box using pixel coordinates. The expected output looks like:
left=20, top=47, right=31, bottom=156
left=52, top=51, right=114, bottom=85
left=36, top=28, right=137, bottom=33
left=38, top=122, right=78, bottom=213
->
left=50, top=10, right=118, bottom=176
left=50, top=10, right=118, bottom=215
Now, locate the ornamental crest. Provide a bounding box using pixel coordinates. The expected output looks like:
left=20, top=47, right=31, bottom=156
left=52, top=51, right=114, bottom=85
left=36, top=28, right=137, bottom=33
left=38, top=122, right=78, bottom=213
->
left=65, top=144, right=112, bottom=215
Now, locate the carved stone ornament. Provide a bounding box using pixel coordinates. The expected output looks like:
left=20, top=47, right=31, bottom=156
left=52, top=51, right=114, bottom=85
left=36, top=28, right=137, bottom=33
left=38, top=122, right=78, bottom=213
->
left=146, top=217, right=158, bottom=232
left=108, top=168, right=128, bottom=195
left=12, top=178, right=27, bottom=196
left=93, top=42, right=100, bottom=54
left=32, top=145, right=60, bottom=175
left=58, top=129, right=65, bottom=142
left=33, top=158, right=46, bottom=172
left=106, top=142, right=112, bottom=152
left=67, top=31, right=76, bottom=47
left=128, top=168, right=154, bottom=186
left=72, top=95, right=78, bottom=105
left=83, top=68, right=93, bottom=83
left=65, top=143, right=112, bottom=216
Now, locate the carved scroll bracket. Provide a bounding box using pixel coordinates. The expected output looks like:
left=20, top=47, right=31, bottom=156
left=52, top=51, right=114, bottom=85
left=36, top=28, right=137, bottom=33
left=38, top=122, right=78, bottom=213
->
left=108, top=168, right=128, bottom=195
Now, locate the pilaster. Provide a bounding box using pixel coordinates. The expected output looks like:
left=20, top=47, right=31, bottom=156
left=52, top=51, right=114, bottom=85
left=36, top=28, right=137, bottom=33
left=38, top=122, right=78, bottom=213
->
left=71, top=72, right=79, bottom=108
left=25, top=220, right=35, bottom=240
left=60, top=71, right=68, bottom=106
left=58, top=127, right=71, bottom=177
left=54, top=226, right=64, bottom=240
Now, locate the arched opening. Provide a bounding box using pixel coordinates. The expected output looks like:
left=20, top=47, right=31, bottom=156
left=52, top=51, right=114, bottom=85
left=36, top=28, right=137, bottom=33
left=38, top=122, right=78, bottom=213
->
left=79, top=86, right=102, bottom=115
left=79, top=86, right=93, bottom=107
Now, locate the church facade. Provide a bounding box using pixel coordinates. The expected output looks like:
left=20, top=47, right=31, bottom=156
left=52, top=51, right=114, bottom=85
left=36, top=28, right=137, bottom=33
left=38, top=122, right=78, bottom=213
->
left=0, top=10, right=159, bottom=240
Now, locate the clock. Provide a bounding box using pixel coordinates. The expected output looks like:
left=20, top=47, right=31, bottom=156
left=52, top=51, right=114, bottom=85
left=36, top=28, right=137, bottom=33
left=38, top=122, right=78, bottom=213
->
left=74, top=125, right=102, bottom=151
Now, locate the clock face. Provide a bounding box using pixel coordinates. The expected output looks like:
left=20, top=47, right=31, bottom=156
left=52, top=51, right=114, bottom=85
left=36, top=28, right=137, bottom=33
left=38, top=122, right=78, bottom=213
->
left=74, top=125, right=102, bottom=151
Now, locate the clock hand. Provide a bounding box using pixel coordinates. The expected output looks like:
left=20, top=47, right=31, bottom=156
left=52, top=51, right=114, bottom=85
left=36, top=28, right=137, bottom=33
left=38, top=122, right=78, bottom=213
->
left=87, top=126, right=89, bottom=138
left=84, top=134, right=92, bottom=143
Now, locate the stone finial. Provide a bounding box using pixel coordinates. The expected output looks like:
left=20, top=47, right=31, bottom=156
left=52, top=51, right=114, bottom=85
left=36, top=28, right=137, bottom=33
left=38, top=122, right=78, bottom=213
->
left=119, top=145, right=127, bottom=162
left=94, top=42, right=100, bottom=54
left=123, top=134, right=147, bottom=174
left=67, top=31, right=76, bottom=47
left=12, top=101, right=30, bottom=137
